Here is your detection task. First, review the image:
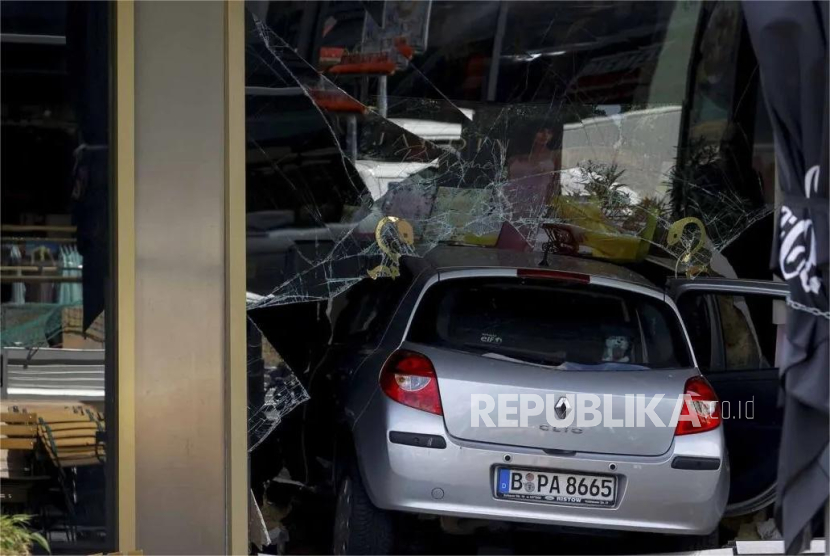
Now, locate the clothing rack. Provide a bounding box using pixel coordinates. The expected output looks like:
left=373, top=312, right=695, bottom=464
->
left=1, top=266, right=69, bottom=273
left=0, top=276, right=82, bottom=284
left=1, top=225, right=76, bottom=234
left=1, top=237, right=77, bottom=244
left=1, top=224, right=78, bottom=245
left=1, top=225, right=83, bottom=288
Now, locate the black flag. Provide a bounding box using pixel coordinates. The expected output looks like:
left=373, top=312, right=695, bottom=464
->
left=743, top=1, right=829, bottom=553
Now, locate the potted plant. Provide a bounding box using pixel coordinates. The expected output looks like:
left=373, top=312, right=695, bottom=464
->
left=0, top=515, right=49, bottom=555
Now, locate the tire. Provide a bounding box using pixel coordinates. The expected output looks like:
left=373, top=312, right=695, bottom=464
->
left=332, top=464, right=394, bottom=555
left=675, top=527, right=721, bottom=551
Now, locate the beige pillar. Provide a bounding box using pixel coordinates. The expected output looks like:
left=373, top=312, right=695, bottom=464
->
left=131, top=2, right=246, bottom=553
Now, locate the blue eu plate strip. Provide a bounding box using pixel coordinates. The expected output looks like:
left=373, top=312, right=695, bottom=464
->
left=498, top=468, right=510, bottom=493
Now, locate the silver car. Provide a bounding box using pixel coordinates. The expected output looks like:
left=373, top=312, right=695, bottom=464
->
left=325, top=246, right=731, bottom=554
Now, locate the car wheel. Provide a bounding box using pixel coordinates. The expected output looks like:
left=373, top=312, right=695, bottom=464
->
left=332, top=465, right=394, bottom=555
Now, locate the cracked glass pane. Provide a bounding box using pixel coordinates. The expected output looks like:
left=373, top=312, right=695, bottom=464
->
left=247, top=1, right=772, bottom=308
left=244, top=2, right=777, bottom=546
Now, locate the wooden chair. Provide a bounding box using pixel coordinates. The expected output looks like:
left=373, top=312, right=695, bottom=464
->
left=1, top=411, right=44, bottom=507
left=38, top=406, right=105, bottom=469
left=2, top=405, right=107, bottom=544
left=36, top=405, right=107, bottom=543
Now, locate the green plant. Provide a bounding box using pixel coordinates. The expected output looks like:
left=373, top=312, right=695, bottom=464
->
left=578, top=160, right=635, bottom=225
left=0, top=515, right=49, bottom=556
left=621, top=195, right=671, bottom=234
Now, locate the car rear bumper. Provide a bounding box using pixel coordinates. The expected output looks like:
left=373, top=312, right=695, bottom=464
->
left=353, top=396, right=729, bottom=536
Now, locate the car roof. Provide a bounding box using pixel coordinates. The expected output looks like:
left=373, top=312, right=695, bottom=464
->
left=419, top=245, right=658, bottom=291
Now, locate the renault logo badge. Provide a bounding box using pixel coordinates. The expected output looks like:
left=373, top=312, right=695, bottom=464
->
left=554, top=397, right=571, bottom=419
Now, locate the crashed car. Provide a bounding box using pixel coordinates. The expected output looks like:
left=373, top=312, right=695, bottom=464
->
left=259, top=246, right=744, bottom=554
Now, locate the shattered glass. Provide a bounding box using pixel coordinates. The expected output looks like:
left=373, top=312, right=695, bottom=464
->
left=244, top=0, right=777, bottom=470
left=247, top=318, right=310, bottom=451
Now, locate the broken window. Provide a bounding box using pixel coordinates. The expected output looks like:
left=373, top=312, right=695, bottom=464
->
left=244, top=1, right=778, bottom=550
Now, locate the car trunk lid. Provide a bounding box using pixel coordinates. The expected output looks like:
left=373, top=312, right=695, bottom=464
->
left=403, top=342, right=693, bottom=456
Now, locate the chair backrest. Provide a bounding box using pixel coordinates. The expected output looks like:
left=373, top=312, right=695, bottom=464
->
left=38, top=405, right=105, bottom=468
left=1, top=411, right=39, bottom=479
left=1, top=412, right=38, bottom=450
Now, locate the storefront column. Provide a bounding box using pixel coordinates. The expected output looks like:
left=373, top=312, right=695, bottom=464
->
left=115, top=0, right=136, bottom=551
left=225, top=1, right=249, bottom=553
left=132, top=1, right=247, bottom=553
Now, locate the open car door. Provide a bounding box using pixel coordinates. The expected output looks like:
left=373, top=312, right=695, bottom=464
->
left=668, top=278, right=789, bottom=516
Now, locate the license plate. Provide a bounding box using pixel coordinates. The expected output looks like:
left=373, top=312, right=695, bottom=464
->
left=496, top=468, right=616, bottom=507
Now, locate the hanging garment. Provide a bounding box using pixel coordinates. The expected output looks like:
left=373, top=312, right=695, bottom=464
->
left=9, top=245, right=26, bottom=304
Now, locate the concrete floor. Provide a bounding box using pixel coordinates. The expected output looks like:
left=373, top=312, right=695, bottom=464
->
left=271, top=493, right=715, bottom=555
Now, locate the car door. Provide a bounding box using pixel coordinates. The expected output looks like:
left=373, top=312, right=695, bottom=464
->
left=668, top=278, right=789, bottom=516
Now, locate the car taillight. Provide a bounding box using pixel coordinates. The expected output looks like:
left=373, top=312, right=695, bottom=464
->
left=675, top=376, right=721, bottom=436
left=380, top=350, right=443, bottom=415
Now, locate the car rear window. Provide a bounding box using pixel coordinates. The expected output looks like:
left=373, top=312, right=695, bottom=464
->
left=408, top=278, right=692, bottom=370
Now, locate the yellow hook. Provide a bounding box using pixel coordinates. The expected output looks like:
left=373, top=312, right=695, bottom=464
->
left=367, top=216, right=415, bottom=280
left=666, top=217, right=709, bottom=278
